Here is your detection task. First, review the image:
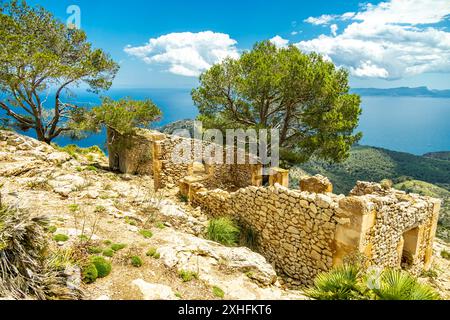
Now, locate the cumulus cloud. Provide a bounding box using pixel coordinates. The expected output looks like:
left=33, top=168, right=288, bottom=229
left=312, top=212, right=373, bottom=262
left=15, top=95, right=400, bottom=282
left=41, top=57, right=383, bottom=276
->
left=330, top=24, right=338, bottom=37
left=270, top=35, right=289, bottom=48
left=304, top=14, right=336, bottom=25
left=297, top=0, right=450, bottom=79
left=124, top=31, right=239, bottom=77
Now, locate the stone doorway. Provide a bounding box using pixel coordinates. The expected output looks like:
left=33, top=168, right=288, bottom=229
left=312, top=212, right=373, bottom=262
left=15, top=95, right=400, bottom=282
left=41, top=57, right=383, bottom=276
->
left=401, top=227, right=420, bottom=269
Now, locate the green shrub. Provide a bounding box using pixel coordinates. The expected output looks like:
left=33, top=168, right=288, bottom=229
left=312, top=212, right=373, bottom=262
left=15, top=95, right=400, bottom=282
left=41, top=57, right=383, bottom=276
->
left=212, top=286, right=225, bottom=298
left=178, top=270, right=198, bottom=282
left=102, top=249, right=114, bottom=257
left=125, top=216, right=137, bottom=226
left=306, top=264, right=366, bottom=300
left=111, top=243, right=126, bottom=251
left=130, top=256, right=143, bottom=267
left=306, top=265, right=441, bottom=300
left=103, top=240, right=112, bottom=245
left=207, top=218, right=240, bottom=246
left=46, top=225, right=57, bottom=233
left=53, top=234, right=69, bottom=242
left=373, top=269, right=440, bottom=300
left=146, top=247, right=160, bottom=259
left=178, top=194, right=188, bottom=203
left=139, top=229, right=153, bottom=239
left=441, top=250, right=450, bottom=260
left=82, top=264, right=98, bottom=284
left=88, top=247, right=103, bottom=254
left=90, top=256, right=112, bottom=278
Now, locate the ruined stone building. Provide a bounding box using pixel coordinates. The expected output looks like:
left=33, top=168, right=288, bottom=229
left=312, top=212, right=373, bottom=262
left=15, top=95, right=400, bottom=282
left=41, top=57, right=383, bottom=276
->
left=107, top=128, right=441, bottom=287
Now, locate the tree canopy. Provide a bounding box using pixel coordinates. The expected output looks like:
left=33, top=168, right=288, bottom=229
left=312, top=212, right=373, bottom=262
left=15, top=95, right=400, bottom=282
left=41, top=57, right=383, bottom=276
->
left=0, top=1, right=119, bottom=143
left=192, top=41, right=362, bottom=164
left=71, top=97, right=162, bottom=136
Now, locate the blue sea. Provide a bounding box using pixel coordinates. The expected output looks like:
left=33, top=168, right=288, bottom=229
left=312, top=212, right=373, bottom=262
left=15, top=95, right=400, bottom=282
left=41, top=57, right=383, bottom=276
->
left=3, top=89, right=450, bottom=155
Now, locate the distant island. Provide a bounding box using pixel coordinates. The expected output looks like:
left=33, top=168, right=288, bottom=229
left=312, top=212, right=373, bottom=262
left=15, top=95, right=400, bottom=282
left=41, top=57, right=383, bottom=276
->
left=352, top=86, right=450, bottom=97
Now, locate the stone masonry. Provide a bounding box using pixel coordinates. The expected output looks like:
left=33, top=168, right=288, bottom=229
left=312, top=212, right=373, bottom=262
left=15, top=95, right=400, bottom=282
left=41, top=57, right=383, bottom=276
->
left=108, top=128, right=441, bottom=287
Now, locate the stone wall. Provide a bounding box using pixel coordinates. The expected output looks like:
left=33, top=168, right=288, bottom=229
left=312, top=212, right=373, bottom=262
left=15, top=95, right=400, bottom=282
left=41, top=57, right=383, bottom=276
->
left=185, top=179, right=440, bottom=287
left=107, top=128, right=263, bottom=190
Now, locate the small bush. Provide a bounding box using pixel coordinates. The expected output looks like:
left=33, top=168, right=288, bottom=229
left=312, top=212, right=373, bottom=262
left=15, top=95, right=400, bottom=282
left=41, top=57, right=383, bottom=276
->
left=207, top=218, right=240, bottom=246
left=88, top=247, right=103, bottom=254
left=212, top=286, right=225, bottom=298
left=178, top=270, right=198, bottom=282
left=53, top=234, right=69, bottom=242
left=111, top=243, right=126, bottom=251
left=125, top=216, right=137, bottom=226
left=441, top=250, right=450, bottom=260
left=130, top=256, right=143, bottom=267
left=82, top=264, right=98, bottom=284
left=139, top=229, right=153, bottom=239
left=102, top=249, right=114, bottom=257
left=146, top=247, right=160, bottom=259
left=178, top=194, right=188, bottom=203
left=85, top=165, right=97, bottom=172
left=90, top=256, right=112, bottom=278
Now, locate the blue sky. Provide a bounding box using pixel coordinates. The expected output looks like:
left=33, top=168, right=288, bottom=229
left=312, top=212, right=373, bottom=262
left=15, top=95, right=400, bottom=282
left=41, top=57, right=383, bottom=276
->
left=28, top=0, right=450, bottom=89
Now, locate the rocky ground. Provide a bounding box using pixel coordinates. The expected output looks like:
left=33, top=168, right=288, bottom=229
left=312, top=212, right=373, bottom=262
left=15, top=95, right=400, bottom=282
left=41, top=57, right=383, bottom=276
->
left=0, top=130, right=307, bottom=300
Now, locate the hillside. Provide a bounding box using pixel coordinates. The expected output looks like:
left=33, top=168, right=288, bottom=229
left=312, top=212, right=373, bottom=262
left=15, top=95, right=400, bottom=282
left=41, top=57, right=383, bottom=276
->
left=352, top=86, right=450, bottom=97
left=424, top=151, right=450, bottom=162
left=293, top=145, right=450, bottom=194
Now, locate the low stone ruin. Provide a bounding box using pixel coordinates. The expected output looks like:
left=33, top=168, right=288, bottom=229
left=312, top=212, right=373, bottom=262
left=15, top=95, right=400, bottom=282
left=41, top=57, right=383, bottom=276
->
left=107, top=128, right=441, bottom=287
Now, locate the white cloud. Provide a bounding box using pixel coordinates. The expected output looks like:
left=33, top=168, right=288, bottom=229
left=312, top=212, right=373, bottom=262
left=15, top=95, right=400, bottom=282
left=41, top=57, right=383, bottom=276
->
left=304, top=14, right=336, bottom=25
left=297, top=0, right=450, bottom=79
left=270, top=35, right=289, bottom=48
left=330, top=24, right=338, bottom=37
left=124, top=31, right=239, bottom=77
left=291, top=31, right=298, bottom=36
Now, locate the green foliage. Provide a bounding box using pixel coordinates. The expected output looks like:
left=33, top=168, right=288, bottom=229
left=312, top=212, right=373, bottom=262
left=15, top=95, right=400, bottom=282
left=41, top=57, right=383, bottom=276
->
left=212, top=286, right=225, bottom=298
left=372, top=269, right=440, bottom=300
left=178, top=194, right=189, bottom=203
left=130, top=256, right=143, bottom=267
left=73, top=97, right=162, bottom=136
left=85, top=165, right=98, bottom=172
left=178, top=270, right=198, bottom=282
left=306, top=264, right=367, bottom=300
left=139, top=229, right=153, bottom=239
left=155, top=222, right=166, bottom=229
left=53, top=234, right=69, bottom=242
left=82, top=264, right=98, bottom=284
left=88, top=247, right=103, bottom=254
left=306, top=265, right=440, bottom=300
left=46, top=225, right=57, bottom=233
left=207, top=218, right=240, bottom=246
left=441, top=250, right=450, bottom=260
left=90, top=256, right=111, bottom=278
left=146, top=247, right=160, bottom=259
left=102, top=249, right=114, bottom=258
left=103, top=240, right=112, bottom=245
left=0, top=1, right=118, bottom=143
left=192, top=40, right=362, bottom=164
left=110, top=243, right=126, bottom=252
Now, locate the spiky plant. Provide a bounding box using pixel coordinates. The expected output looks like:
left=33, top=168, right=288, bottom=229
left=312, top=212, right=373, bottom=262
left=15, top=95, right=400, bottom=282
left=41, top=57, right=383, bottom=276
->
left=306, top=264, right=368, bottom=300
left=373, top=269, right=440, bottom=300
left=206, top=217, right=240, bottom=246
left=0, top=204, right=79, bottom=299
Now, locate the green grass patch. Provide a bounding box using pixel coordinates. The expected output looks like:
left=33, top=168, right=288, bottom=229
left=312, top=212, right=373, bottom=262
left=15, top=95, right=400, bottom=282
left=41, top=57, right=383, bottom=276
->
left=212, top=286, right=225, bottom=298
left=146, top=247, right=160, bottom=259
left=53, top=234, right=69, bottom=242
left=207, top=218, right=240, bottom=246
left=90, top=256, right=112, bottom=278
left=130, top=256, right=143, bottom=267
left=110, top=243, right=127, bottom=251
left=178, top=270, right=198, bottom=282
left=82, top=264, right=98, bottom=284
left=441, top=250, right=450, bottom=260
left=139, top=229, right=153, bottom=239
